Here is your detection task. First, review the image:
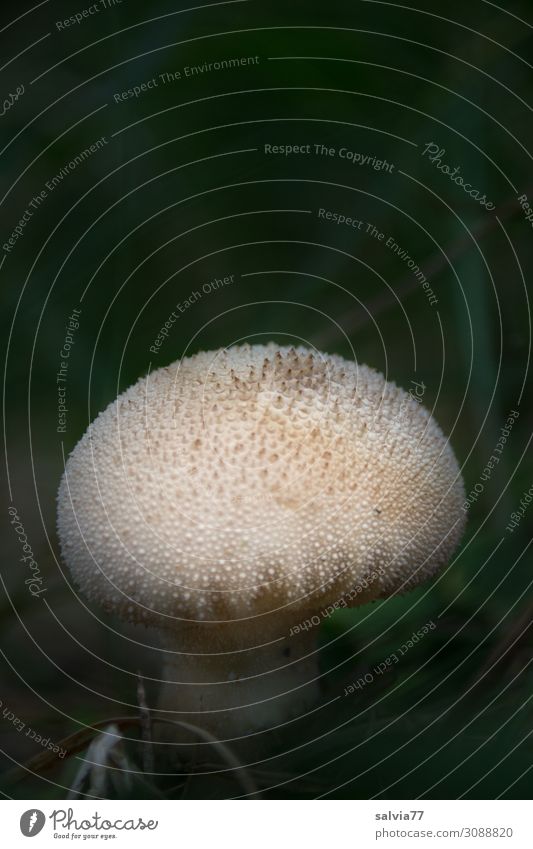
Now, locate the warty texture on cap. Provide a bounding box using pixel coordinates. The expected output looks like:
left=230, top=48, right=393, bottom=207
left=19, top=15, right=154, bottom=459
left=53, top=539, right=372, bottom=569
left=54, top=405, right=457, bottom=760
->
left=57, top=344, right=465, bottom=626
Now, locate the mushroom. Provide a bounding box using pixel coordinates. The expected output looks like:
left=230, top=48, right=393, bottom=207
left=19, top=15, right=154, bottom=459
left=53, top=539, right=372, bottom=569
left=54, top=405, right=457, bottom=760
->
left=57, top=344, right=465, bottom=746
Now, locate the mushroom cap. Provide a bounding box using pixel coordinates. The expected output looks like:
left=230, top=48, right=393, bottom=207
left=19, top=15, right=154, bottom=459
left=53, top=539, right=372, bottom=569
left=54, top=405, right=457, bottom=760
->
left=57, top=344, right=465, bottom=627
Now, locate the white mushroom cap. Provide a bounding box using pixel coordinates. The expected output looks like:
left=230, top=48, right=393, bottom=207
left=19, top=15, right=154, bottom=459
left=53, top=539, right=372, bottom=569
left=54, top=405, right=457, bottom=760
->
left=57, top=344, right=465, bottom=628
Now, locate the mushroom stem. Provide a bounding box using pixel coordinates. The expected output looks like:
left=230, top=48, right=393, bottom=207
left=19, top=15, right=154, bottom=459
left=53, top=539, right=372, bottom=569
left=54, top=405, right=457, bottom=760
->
left=153, top=619, right=321, bottom=745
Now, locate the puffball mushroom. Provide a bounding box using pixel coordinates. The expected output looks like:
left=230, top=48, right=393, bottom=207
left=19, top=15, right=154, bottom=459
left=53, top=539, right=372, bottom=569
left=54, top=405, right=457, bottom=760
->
left=57, top=344, right=465, bottom=742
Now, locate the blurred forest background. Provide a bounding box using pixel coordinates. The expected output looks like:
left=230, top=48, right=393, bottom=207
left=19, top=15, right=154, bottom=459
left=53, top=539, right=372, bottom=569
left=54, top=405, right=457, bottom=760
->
left=1, top=0, right=532, bottom=799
